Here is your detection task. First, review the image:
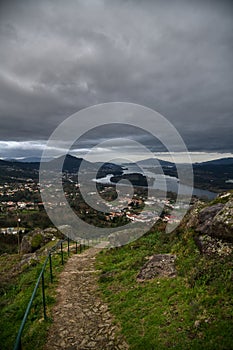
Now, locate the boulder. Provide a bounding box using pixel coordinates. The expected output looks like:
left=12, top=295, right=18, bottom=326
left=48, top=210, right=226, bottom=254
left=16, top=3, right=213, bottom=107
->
left=21, top=235, right=32, bottom=254
left=185, top=200, right=204, bottom=229
left=194, top=235, right=232, bottom=256
left=137, top=254, right=177, bottom=281
left=20, top=227, right=58, bottom=254
left=20, top=252, right=39, bottom=266
left=196, top=203, right=224, bottom=234
left=196, top=200, right=233, bottom=242
left=212, top=200, right=233, bottom=241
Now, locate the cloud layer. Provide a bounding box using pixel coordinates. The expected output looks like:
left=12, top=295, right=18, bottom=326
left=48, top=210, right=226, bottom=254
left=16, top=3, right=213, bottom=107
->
left=0, top=0, right=232, bottom=155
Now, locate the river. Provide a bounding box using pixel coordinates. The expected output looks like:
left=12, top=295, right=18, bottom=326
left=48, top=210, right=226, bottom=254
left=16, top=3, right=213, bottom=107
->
left=95, top=166, right=217, bottom=200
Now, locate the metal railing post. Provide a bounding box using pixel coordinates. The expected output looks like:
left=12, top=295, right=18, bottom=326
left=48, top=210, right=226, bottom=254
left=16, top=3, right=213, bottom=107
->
left=49, top=252, right=53, bottom=283
left=41, top=272, right=47, bottom=320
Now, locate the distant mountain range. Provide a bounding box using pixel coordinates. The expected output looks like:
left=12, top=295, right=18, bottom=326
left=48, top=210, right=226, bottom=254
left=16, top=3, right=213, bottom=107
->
left=194, top=157, right=233, bottom=166
left=0, top=155, right=123, bottom=181
left=130, top=158, right=174, bottom=167
left=117, top=157, right=233, bottom=168
left=3, top=155, right=233, bottom=167
left=0, top=155, right=233, bottom=192
left=3, top=157, right=42, bottom=163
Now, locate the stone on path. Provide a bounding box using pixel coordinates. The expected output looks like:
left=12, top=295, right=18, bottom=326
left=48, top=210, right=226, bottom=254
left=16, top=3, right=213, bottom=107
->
left=43, top=247, right=128, bottom=350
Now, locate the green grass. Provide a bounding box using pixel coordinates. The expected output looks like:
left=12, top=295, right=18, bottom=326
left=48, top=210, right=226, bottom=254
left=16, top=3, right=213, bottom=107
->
left=0, top=242, right=72, bottom=350
left=96, top=227, right=233, bottom=349
left=206, top=190, right=233, bottom=206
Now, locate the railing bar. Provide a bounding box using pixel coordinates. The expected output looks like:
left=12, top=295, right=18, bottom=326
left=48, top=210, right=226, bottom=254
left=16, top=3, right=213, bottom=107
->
left=49, top=253, right=53, bottom=283
left=13, top=256, right=49, bottom=350
left=13, top=237, right=82, bottom=350
left=41, top=272, right=47, bottom=320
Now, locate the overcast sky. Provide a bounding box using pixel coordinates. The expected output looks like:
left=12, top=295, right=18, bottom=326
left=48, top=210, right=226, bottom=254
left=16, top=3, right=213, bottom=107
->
left=0, top=0, right=232, bottom=161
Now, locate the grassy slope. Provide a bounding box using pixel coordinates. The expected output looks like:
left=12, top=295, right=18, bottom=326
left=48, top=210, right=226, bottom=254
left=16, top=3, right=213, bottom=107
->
left=96, top=225, right=233, bottom=349
left=0, top=241, right=70, bottom=350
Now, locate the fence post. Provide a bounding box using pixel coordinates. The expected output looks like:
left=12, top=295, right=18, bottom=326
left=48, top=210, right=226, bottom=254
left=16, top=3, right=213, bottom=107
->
left=41, top=272, right=47, bottom=320
left=61, top=241, right=64, bottom=265
left=49, top=253, right=53, bottom=283
left=75, top=241, right=78, bottom=254
left=68, top=237, right=70, bottom=257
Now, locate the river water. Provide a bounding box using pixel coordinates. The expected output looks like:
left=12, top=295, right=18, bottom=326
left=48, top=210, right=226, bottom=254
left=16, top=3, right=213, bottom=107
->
left=95, top=166, right=216, bottom=200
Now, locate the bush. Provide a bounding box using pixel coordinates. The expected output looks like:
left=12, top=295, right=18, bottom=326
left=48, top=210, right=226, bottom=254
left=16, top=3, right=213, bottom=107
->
left=31, top=234, right=43, bottom=251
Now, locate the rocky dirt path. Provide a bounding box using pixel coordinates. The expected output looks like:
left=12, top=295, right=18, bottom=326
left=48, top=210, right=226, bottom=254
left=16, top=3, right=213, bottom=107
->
left=43, top=245, right=128, bottom=350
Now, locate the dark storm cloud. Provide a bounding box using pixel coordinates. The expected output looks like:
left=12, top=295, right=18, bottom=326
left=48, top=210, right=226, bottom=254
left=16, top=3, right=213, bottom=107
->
left=0, top=0, right=232, bottom=153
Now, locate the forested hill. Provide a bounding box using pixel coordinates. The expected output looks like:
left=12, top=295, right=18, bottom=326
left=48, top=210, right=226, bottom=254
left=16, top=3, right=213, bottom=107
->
left=1, top=156, right=233, bottom=192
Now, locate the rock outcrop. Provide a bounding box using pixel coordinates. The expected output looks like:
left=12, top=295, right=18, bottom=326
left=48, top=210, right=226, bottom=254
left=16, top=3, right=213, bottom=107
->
left=186, top=192, right=233, bottom=255
left=20, top=227, right=58, bottom=254
left=196, top=195, right=233, bottom=242
left=186, top=193, right=233, bottom=241
left=194, top=235, right=232, bottom=256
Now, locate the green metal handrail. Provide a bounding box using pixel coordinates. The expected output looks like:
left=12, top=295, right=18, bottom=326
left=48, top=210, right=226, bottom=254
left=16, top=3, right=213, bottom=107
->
left=13, top=237, right=88, bottom=350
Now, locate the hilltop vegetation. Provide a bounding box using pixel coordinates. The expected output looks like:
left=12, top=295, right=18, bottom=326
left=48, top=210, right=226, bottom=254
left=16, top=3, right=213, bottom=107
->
left=96, top=192, right=233, bottom=349
left=0, top=188, right=232, bottom=349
